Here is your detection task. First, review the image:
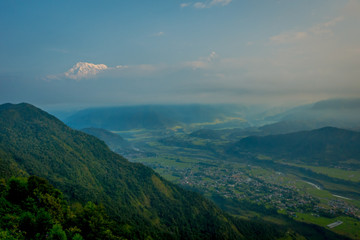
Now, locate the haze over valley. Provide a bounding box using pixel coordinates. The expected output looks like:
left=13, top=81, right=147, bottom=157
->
left=1, top=0, right=360, bottom=239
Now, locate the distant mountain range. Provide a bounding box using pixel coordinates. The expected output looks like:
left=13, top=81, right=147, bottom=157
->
left=229, top=127, right=360, bottom=169
left=261, top=98, right=360, bottom=134
left=61, top=98, right=360, bottom=139
left=65, top=104, right=249, bottom=131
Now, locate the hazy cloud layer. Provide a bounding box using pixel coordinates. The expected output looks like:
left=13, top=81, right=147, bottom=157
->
left=1, top=0, right=359, bottom=107
left=184, top=51, right=218, bottom=69
left=270, top=17, right=344, bottom=44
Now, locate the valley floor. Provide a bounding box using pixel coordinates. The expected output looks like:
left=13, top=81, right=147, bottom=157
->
left=119, top=132, right=360, bottom=240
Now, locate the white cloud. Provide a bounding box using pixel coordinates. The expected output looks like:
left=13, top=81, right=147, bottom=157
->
left=207, top=51, right=217, bottom=61
left=115, top=65, right=128, bottom=69
left=182, top=0, right=232, bottom=9
left=209, top=0, right=232, bottom=7
left=40, top=3, right=360, bottom=105
left=180, top=2, right=191, bottom=8
left=270, top=16, right=343, bottom=44
left=46, top=61, right=160, bottom=81
left=270, top=31, right=309, bottom=44
left=184, top=51, right=218, bottom=69
left=310, top=16, right=344, bottom=35
left=194, top=2, right=207, bottom=8
left=64, top=62, right=108, bottom=80
left=322, top=16, right=344, bottom=28
left=152, top=31, right=165, bottom=37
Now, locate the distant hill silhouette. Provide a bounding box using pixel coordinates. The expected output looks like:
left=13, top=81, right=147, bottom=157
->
left=260, top=98, right=360, bottom=134
left=65, top=104, right=248, bottom=130
left=229, top=127, right=360, bottom=168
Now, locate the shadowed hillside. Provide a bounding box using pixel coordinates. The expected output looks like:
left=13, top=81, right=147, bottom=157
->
left=0, top=103, right=283, bottom=240
left=229, top=127, right=360, bottom=168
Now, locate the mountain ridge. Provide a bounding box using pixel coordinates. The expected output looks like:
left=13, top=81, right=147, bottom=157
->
left=229, top=126, right=360, bottom=168
left=65, top=104, right=248, bottom=131
left=0, top=103, right=351, bottom=239
left=0, top=102, right=267, bottom=239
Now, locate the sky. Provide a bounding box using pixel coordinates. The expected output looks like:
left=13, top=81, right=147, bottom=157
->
left=0, top=0, right=359, bottom=109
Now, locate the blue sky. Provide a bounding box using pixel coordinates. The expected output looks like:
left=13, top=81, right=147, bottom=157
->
left=0, top=0, right=359, bottom=108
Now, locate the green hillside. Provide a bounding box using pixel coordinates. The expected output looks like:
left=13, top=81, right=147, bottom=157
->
left=0, top=103, right=283, bottom=239
left=229, top=127, right=360, bottom=169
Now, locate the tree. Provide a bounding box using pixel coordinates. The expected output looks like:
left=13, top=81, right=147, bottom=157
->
left=48, top=224, right=67, bottom=240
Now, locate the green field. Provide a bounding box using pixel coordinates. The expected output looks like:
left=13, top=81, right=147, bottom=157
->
left=117, top=128, right=360, bottom=239
left=282, top=162, right=360, bottom=182
left=294, top=213, right=360, bottom=239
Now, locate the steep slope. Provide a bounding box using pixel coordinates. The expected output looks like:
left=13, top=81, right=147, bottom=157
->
left=0, top=103, right=255, bottom=239
left=0, top=103, right=352, bottom=239
left=81, top=127, right=130, bottom=150
left=229, top=127, right=360, bottom=168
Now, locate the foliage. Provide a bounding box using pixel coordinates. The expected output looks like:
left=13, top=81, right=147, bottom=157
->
left=48, top=224, right=67, bottom=240
left=2, top=103, right=349, bottom=239
left=0, top=103, right=251, bottom=239
left=0, top=176, right=121, bottom=240
left=0, top=104, right=354, bottom=240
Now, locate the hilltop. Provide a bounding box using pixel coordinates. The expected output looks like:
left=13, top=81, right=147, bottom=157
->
left=0, top=103, right=281, bottom=239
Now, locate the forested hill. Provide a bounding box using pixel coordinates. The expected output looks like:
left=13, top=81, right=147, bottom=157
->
left=229, top=127, right=360, bottom=168
left=0, top=103, right=280, bottom=239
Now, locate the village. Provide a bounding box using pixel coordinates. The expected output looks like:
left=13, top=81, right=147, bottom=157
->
left=153, top=162, right=360, bottom=220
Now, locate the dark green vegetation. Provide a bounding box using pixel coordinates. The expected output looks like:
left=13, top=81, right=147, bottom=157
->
left=0, top=176, right=121, bottom=240
left=189, top=129, right=221, bottom=140
left=2, top=101, right=359, bottom=239
left=225, top=127, right=360, bottom=200
left=130, top=133, right=360, bottom=239
left=79, top=100, right=360, bottom=239
left=0, top=103, right=296, bottom=240
left=229, top=127, right=360, bottom=169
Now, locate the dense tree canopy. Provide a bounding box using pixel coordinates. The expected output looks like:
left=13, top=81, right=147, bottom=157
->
left=0, top=176, right=125, bottom=240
